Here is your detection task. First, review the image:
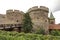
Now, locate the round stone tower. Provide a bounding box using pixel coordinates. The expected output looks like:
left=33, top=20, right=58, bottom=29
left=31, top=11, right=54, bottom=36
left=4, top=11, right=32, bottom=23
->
left=27, top=6, right=49, bottom=34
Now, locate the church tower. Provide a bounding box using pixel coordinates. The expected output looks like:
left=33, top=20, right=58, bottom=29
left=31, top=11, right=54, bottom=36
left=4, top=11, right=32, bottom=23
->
left=49, top=12, right=55, bottom=24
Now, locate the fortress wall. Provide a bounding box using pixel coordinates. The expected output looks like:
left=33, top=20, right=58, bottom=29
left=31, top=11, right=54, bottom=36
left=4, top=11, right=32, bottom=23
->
left=6, top=9, right=24, bottom=24
left=0, top=6, right=50, bottom=34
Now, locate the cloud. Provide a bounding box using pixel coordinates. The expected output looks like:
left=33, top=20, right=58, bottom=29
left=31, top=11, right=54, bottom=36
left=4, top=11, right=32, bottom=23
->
left=52, top=0, right=60, bottom=12
left=0, top=0, right=59, bottom=14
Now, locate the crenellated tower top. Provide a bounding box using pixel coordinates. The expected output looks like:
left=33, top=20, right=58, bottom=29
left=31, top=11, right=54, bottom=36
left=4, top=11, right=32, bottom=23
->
left=27, top=6, right=49, bottom=13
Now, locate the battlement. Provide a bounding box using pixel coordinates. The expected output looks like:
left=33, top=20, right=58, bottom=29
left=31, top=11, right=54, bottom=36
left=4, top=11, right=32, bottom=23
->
left=27, top=6, right=49, bottom=13
left=40, top=6, right=49, bottom=12
left=27, top=6, right=39, bottom=12
left=6, top=9, right=24, bottom=14
left=6, top=9, right=19, bottom=13
left=14, top=10, right=20, bottom=13
left=6, top=9, right=13, bottom=13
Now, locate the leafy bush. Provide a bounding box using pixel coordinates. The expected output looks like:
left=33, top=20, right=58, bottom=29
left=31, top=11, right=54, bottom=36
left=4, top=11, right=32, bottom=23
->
left=50, top=30, right=60, bottom=36
left=0, top=30, right=60, bottom=40
left=35, top=27, right=45, bottom=35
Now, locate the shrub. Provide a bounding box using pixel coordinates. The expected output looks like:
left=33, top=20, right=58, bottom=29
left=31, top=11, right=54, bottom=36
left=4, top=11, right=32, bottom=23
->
left=50, top=30, right=60, bottom=36
left=35, top=27, right=45, bottom=35
left=0, top=30, right=60, bottom=40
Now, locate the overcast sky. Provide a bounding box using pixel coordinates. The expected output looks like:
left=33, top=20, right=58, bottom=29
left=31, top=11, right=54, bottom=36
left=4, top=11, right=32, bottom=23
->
left=0, top=0, right=60, bottom=24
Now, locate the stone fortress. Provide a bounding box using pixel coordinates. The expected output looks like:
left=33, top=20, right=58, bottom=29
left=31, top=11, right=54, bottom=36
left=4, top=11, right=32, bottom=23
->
left=0, top=9, right=24, bottom=32
left=0, top=6, right=56, bottom=33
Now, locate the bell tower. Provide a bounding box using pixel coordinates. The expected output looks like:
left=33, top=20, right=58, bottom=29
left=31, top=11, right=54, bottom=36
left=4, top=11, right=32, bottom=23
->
left=49, top=12, right=55, bottom=24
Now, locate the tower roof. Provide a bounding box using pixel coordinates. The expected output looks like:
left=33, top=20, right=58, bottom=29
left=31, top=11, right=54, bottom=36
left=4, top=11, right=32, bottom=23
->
left=50, top=12, right=55, bottom=19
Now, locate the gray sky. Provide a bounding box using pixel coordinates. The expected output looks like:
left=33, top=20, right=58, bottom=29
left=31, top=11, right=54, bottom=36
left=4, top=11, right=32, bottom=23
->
left=0, top=0, right=60, bottom=24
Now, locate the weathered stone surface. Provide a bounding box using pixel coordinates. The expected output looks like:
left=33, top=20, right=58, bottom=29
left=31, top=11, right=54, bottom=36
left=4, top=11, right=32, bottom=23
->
left=0, top=6, right=50, bottom=34
left=6, top=9, right=24, bottom=24
left=27, top=6, right=49, bottom=34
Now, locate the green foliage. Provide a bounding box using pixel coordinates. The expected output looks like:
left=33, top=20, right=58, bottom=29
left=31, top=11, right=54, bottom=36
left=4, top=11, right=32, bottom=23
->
left=23, top=13, right=33, bottom=33
left=35, top=27, right=45, bottom=35
left=0, top=30, right=60, bottom=40
left=50, top=30, right=60, bottom=36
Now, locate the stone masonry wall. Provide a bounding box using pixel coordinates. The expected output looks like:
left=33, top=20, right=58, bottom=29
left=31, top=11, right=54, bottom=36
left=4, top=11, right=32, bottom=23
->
left=6, top=9, right=24, bottom=24
left=27, top=6, right=49, bottom=34
left=0, top=6, right=49, bottom=33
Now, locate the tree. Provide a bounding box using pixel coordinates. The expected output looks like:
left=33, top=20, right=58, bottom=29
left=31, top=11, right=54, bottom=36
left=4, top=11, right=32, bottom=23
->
left=22, top=13, right=33, bottom=33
